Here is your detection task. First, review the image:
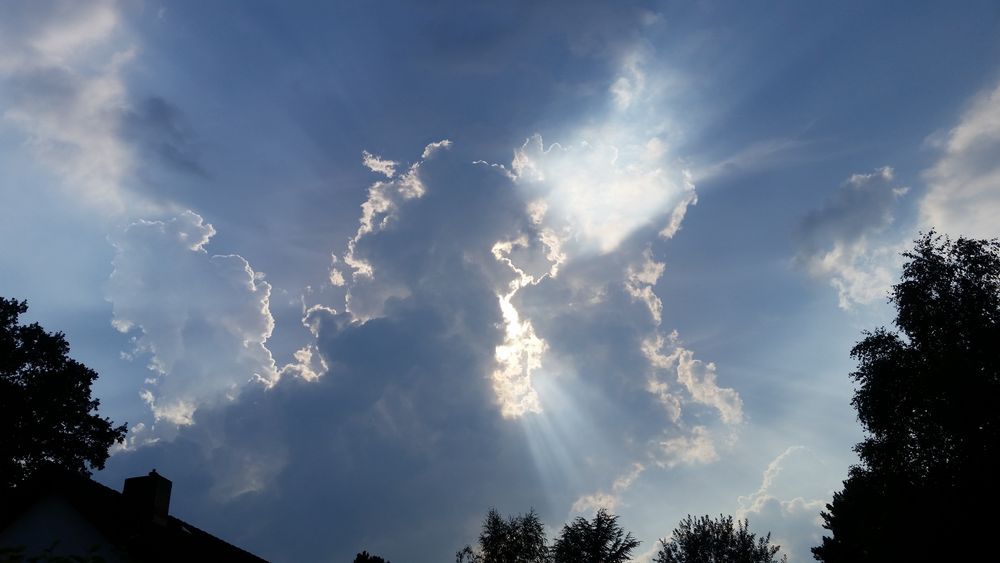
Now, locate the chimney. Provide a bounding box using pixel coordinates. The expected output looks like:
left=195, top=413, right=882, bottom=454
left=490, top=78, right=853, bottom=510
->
left=122, top=469, right=172, bottom=522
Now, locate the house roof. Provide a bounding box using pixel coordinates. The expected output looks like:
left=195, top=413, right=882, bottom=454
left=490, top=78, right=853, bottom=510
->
left=0, top=469, right=268, bottom=563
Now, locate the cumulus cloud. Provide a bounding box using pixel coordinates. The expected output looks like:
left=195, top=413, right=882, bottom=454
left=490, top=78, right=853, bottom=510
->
left=491, top=235, right=554, bottom=418
left=100, top=52, right=745, bottom=563
left=510, top=53, right=696, bottom=255
left=512, top=133, right=695, bottom=254
left=921, top=80, right=1000, bottom=239
left=101, top=130, right=740, bottom=561
left=795, top=167, right=908, bottom=308
left=104, top=149, right=553, bottom=561
left=342, top=142, right=450, bottom=318
left=737, top=447, right=829, bottom=563
left=108, top=211, right=279, bottom=427
left=0, top=0, right=143, bottom=215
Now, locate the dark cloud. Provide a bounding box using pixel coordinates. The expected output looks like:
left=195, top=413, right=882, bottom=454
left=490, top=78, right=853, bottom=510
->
left=792, top=168, right=908, bottom=308
left=122, top=96, right=208, bottom=178
left=100, top=144, right=740, bottom=561
left=101, top=152, right=558, bottom=562
left=795, top=167, right=904, bottom=257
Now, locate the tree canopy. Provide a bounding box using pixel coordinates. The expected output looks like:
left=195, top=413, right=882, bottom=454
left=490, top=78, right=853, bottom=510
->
left=654, top=514, right=786, bottom=563
left=0, top=297, right=126, bottom=488
left=813, top=233, right=1000, bottom=561
left=353, top=551, right=390, bottom=563
left=551, top=508, right=639, bottom=563
left=478, top=508, right=549, bottom=563
left=456, top=508, right=549, bottom=563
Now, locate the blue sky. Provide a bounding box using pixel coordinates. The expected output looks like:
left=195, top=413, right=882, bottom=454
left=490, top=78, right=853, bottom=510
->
left=2, top=1, right=999, bottom=561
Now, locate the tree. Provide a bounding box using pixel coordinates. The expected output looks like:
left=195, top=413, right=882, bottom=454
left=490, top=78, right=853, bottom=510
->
left=551, top=508, right=639, bottom=563
left=353, top=551, right=390, bottom=563
left=654, top=514, right=786, bottom=563
left=455, top=545, right=482, bottom=563
left=813, top=233, right=1000, bottom=561
left=458, top=508, right=549, bottom=563
left=0, top=297, right=126, bottom=488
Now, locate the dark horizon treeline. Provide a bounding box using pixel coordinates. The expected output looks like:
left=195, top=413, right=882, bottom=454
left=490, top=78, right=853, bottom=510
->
left=355, top=509, right=783, bottom=563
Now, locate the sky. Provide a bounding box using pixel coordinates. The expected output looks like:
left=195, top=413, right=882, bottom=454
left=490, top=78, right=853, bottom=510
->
left=1, top=1, right=999, bottom=561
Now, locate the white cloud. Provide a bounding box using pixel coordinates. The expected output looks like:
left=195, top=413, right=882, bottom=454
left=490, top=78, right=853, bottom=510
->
left=362, top=150, right=399, bottom=178
left=737, top=447, right=829, bottom=563
left=490, top=233, right=562, bottom=418
left=328, top=254, right=345, bottom=287
left=625, top=246, right=666, bottom=325
left=921, top=80, right=1000, bottom=239
left=0, top=1, right=119, bottom=72
left=512, top=133, right=695, bottom=254
left=278, top=344, right=328, bottom=382
left=108, top=211, right=279, bottom=427
left=653, top=426, right=719, bottom=468
left=643, top=332, right=743, bottom=426
left=0, top=1, right=149, bottom=216
left=610, top=53, right=646, bottom=110
left=421, top=139, right=453, bottom=159
left=510, top=54, right=696, bottom=255
left=571, top=462, right=645, bottom=515
left=796, top=167, right=908, bottom=309
left=805, top=239, right=901, bottom=309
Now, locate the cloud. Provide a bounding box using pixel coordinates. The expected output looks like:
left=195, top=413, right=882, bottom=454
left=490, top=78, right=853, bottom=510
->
left=737, top=447, right=829, bottom=563
left=491, top=235, right=554, bottom=418
left=101, top=132, right=741, bottom=561
left=643, top=332, right=743, bottom=426
left=795, top=167, right=908, bottom=308
left=625, top=247, right=666, bottom=325
left=921, top=80, right=1000, bottom=239
left=0, top=1, right=119, bottom=73
left=342, top=142, right=451, bottom=319
left=361, top=150, right=399, bottom=178
left=654, top=426, right=719, bottom=468
left=108, top=211, right=278, bottom=427
left=510, top=53, right=696, bottom=255
left=511, top=133, right=696, bottom=254
left=103, top=150, right=555, bottom=561
left=121, top=96, right=207, bottom=179
left=0, top=0, right=142, bottom=216
left=571, top=462, right=645, bottom=515
left=693, top=137, right=813, bottom=182
left=99, top=52, right=746, bottom=563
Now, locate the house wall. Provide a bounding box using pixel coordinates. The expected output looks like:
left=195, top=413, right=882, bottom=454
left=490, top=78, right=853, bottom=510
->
left=0, top=494, right=130, bottom=562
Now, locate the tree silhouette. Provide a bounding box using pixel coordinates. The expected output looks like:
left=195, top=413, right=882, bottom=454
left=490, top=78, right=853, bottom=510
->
left=458, top=508, right=549, bottom=563
left=0, top=297, right=126, bottom=488
left=654, top=514, right=786, bottom=563
left=813, top=233, right=1000, bottom=561
left=455, top=545, right=482, bottom=563
left=551, top=508, right=639, bottom=563
left=353, top=550, right=389, bottom=563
